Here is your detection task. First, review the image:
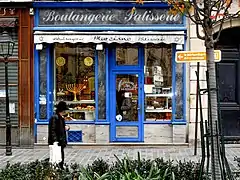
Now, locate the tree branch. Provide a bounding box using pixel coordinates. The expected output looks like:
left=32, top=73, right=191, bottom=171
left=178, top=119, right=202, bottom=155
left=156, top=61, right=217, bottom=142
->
left=196, top=23, right=205, bottom=40
left=185, top=8, right=202, bottom=25
left=171, top=2, right=202, bottom=24
left=192, top=0, right=209, bottom=18
left=213, top=0, right=233, bottom=43
left=210, top=0, right=222, bottom=13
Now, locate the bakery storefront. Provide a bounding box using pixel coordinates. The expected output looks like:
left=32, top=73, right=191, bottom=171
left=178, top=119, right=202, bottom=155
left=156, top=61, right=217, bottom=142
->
left=33, top=2, right=187, bottom=144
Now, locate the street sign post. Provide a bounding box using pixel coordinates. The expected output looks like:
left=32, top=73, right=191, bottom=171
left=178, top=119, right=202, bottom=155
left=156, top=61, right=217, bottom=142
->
left=175, top=50, right=221, bottom=63
left=176, top=50, right=222, bottom=156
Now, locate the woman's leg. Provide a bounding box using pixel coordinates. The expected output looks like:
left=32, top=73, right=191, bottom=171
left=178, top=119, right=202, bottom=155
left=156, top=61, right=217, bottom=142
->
left=59, top=146, right=65, bottom=169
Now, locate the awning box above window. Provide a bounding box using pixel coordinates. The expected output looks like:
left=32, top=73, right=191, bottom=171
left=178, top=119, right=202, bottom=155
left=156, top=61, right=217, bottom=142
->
left=34, top=31, right=185, bottom=45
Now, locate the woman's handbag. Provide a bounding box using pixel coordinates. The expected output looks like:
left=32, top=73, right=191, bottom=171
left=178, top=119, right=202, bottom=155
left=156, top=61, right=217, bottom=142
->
left=49, top=142, right=62, bottom=164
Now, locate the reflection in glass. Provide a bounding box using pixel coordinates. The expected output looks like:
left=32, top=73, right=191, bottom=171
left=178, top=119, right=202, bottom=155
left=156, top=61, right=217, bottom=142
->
left=54, top=43, right=95, bottom=121
left=39, top=48, right=47, bottom=119
left=116, top=45, right=138, bottom=65
left=144, top=44, right=173, bottom=121
left=116, top=74, right=138, bottom=121
left=98, top=50, right=106, bottom=119
left=175, top=63, right=183, bottom=119
left=144, top=44, right=172, bottom=87
left=218, top=63, right=236, bottom=102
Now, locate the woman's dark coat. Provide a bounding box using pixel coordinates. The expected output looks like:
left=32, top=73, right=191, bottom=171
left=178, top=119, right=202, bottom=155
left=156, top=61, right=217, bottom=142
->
left=48, top=114, right=67, bottom=147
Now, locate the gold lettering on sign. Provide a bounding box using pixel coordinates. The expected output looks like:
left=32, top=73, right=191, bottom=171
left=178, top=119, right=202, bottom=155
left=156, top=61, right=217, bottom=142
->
left=0, top=8, right=6, bottom=16
left=9, top=9, right=16, bottom=15
left=0, top=8, right=16, bottom=16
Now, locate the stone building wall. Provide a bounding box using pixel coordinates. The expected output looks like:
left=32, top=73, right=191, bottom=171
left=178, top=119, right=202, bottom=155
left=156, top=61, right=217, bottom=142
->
left=186, top=0, right=240, bottom=144
left=36, top=124, right=187, bottom=144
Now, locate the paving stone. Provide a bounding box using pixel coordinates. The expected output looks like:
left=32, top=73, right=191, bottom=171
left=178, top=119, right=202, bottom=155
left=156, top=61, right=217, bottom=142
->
left=0, top=146, right=239, bottom=172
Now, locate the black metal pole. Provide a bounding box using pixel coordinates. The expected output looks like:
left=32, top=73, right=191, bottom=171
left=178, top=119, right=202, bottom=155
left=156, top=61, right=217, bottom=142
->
left=194, top=62, right=200, bottom=155
left=5, top=57, right=12, bottom=156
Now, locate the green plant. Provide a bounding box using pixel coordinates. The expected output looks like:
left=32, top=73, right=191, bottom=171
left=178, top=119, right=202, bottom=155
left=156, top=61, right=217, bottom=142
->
left=86, top=158, right=110, bottom=177
left=79, top=166, right=111, bottom=180
left=0, top=153, right=210, bottom=180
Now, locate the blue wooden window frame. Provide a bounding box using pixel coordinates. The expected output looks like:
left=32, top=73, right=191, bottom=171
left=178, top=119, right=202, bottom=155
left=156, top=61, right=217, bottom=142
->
left=34, top=44, right=53, bottom=122
left=34, top=44, right=187, bottom=124
left=142, top=44, right=186, bottom=125
left=34, top=44, right=100, bottom=124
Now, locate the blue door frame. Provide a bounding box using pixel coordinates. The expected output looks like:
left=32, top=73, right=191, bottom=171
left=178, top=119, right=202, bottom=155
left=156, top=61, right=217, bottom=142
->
left=109, top=45, right=144, bottom=142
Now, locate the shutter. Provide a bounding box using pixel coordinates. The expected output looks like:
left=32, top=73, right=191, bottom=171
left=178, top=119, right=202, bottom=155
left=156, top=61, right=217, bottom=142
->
left=9, top=28, right=18, bottom=59
left=0, top=28, right=18, bottom=125
left=0, top=62, right=18, bottom=125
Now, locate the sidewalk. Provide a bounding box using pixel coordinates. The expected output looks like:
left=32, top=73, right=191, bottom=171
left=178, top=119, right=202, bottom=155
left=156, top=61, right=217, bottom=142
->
left=0, top=146, right=239, bottom=171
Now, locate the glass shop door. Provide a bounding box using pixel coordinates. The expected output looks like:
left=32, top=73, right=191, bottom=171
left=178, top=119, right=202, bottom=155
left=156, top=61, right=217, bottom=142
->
left=109, top=44, right=144, bottom=142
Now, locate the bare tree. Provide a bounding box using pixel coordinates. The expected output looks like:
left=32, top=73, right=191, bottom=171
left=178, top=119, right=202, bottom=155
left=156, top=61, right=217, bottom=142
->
left=157, top=0, right=239, bottom=179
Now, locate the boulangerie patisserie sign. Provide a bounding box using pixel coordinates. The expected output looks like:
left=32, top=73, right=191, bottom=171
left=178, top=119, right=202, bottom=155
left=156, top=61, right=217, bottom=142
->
left=38, top=8, right=183, bottom=26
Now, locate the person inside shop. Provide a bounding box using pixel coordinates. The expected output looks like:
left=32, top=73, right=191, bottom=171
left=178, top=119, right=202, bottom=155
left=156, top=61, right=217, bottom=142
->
left=48, top=101, right=70, bottom=169
left=116, top=90, right=133, bottom=121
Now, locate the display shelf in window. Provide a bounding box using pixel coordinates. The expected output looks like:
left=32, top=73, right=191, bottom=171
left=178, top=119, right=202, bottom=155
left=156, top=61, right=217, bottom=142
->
left=55, top=89, right=95, bottom=121
left=55, top=100, right=95, bottom=105
left=54, top=101, right=95, bottom=121
left=145, top=90, right=172, bottom=121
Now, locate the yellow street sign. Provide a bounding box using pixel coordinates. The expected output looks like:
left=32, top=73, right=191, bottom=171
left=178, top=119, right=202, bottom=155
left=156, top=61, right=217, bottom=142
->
left=175, top=50, right=221, bottom=63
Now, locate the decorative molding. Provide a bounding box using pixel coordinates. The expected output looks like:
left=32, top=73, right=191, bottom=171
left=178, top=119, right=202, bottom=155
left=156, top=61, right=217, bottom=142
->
left=0, top=9, right=6, bottom=16
left=0, top=8, right=16, bottom=16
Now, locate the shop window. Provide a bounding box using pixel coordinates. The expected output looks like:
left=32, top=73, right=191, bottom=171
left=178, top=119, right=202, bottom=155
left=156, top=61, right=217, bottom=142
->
left=116, top=74, right=139, bottom=122
left=97, top=50, right=106, bottom=119
left=116, top=45, right=138, bottom=66
left=54, top=44, right=95, bottom=121
left=175, top=63, right=183, bottom=119
left=144, top=44, right=173, bottom=121
left=39, top=47, right=47, bottom=119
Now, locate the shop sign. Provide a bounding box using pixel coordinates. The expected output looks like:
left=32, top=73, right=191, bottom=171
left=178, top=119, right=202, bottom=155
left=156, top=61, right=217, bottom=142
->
left=34, top=33, right=184, bottom=44
left=39, top=8, right=183, bottom=26
left=175, top=50, right=222, bottom=63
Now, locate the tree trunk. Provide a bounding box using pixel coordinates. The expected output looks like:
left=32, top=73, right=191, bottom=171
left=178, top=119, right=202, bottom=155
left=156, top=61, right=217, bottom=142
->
left=206, top=46, right=221, bottom=180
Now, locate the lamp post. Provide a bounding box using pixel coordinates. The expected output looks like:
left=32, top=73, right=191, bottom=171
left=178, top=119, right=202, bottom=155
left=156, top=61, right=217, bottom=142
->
left=0, top=31, right=15, bottom=156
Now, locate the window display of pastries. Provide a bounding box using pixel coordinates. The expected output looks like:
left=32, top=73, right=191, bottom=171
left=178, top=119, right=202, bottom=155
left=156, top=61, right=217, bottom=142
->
left=74, top=105, right=95, bottom=111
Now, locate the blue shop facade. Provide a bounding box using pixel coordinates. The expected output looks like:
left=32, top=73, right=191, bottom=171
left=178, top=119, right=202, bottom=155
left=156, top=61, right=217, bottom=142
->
left=33, top=1, right=187, bottom=144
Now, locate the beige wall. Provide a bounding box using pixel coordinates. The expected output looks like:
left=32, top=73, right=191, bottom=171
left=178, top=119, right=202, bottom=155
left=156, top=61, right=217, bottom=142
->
left=186, top=0, right=240, bottom=144
left=187, top=18, right=209, bottom=144
left=37, top=124, right=187, bottom=144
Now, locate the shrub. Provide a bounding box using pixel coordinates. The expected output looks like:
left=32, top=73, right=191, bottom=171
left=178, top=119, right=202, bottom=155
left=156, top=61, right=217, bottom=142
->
left=0, top=152, right=209, bottom=180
